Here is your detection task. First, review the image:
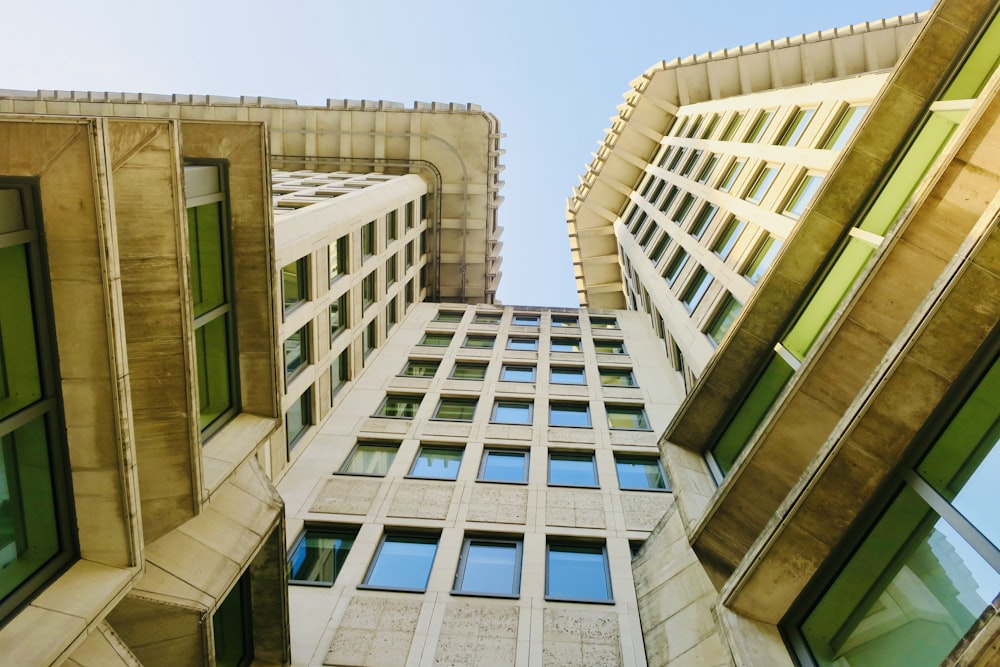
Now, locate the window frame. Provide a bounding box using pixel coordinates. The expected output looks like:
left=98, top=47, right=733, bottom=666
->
left=614, top=456, right=670, bottom=491
left=551, top=315, right=579, bottom=328
left=606, top=404, right=652, bottom=431
left=287, top=526, right=358, bottom=587
left=375, top=394, right=421, bottom=419
left=506, top=336, right=539, bottom=351
left=452, top=537, right=523, bottom=598
left=549, top=402, right=592, bottom=428
left=547, top=451, right=599, bottom=488
left=512, top=313, right=540, bottom=326
left=450, top=362, right=488, bottom=380
left=408, top=445, right=464, bottom=480
left=339, top=441, right=399, bottom=476
left=420, top=332, right=454, bottom=347
left=589, top=317, right=619, bottom=330
left=282, top=256, right=309, bottom=315
left=545, top=542, right=613, bottom=604
left=594, top=339, right=626, bottom=355
left=359, top=533, right=439, bottom=593
left=473, top=312, right=501, bottom=324
left=283, top=323, right=311, bottom=385
left=478, top=449, right=530, bottom=484
left=329, top=293, right=348, bottom=343
left=328, top=235, right=348, bottom=285
left=500, top=365, right=536, bottom=382
left=286, top=387, right=313, bottom=451
left=491, top=400, right=534, bottom=425
left=550, top=366, right=587, bottom=385
left=599, top=368, right=637, bottom=387
left=463, top=334, right=496, bottom=349
left=400, top=359, right=440, bottom=378
left=432, top=397, right=478, bottom=422
left=551, top=337, right=582, bottom=353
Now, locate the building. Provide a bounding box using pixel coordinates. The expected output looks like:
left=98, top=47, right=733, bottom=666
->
left=2, top=0, right=1000, bottom=664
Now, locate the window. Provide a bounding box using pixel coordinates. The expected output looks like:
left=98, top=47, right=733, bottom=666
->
left=385, top=210, right=398, bottom=242
left=213, top=571, right=253, bottom=667
left=712, top=218, right=747, bottom=259
left=474, top=312, right=501, bottom=324
left=594, top=340, right=625, bottom=355
left=706, top=296, right=743, bottom=346
left=361, top=534, right=438, bottom=592
left=453, top=538, right=522, bottom=597
left=451, top=362, right=488, bottom=380
left=479, top=450, right=529, bottom=483
left=680, top=149, right=702, bottom=177
left=783, top=174, right=824, bottom=219
left=385, top=255, right=398, bottom=285
left=720, top=111, right=745, bottom=141
left=590, top=317, right=618, bottom=330
left=662, top=249, right=689, bottom=285
left=667, top=148, right=687, bottom=171
left=637, top=224, right=657, bottom=248
left=361, top=271, right=376, bottom=310
left=649, top=235, right=670, bottom=264
left=405, top=200, right=415, bottom=229
left=491, top=401, right=533, bottom=425
left=433, top=398, right=477, bottom=421
left=329, top=294, right=348, bottom=342
left=551, top=338, right=581, bottom=353
left=615, top=456, right=669, bottom=491
left=599, top=368, right=637, bottom=387
left=507, top=337, right=538, bottom=351
left=701, top=113, right=720, bottom=139
left=340, top=442, right=398, bottom=476
left=463, top=335, right=495, bottom=349
left=551, top=315, right=578, bottom=328
left=400, top=360, right=439, bottom=377
left=331, top=349, right=349, bottom=396
left=745, top=165, right=779, bottom=203
left=287, top=388, right=312, bottom=451
left=329, top=236, right=347, bottom=284
left=282, top=257, right=308, bottom=313
left=718, top=159, right=744, bottom=192
left=745, top=110, right=774, bottom=143
left=658, top=185, right=680, bottom=213
left=284, top=324, right=310, bottom=383
left=550, top=403, right=592, bottom=428
left=500, top=365, right=536, bottom=382
left=696, top=154, right=719, bottom=183
left=777, top=107, right=815, bottom=146
left=548, top=452, right=598, bottom=487
left=671, top=193, right=696, bottom=224
left=376, top=395, right=421, bottom=419
left=551, top=367, right=586, bottom=385
left=288, top=527, right=356, bottom=585
left=434, top=310, right=464, bottom=322
left=743, top=236, right=783, bottom=284
left=0, top=182, right=75, bottom=618
left=362, top=319, right=377, bottom=358
left=822, top=104, right=868, bottom=150
left=606, top=405, right=651, bottom=430
left=420, top=332, right=453, bottom=347
left=512, top=314, right=540, bottom=326
left=385, top=298, right=398, bottom=331
left=404, top=280, right=414, bottom=307
left=689, top=203, right=717, bottom=240
left=405, top=242, right=414, bottom=270
left=409, top=446, right=463, bottom=480
left=681, top=268, right=712, bottom=311
left=361, top=221, right=375, bottom=259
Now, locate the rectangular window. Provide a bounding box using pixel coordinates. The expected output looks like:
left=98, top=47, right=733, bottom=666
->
left=550, top=403, right=592, bottom=427
left=696, top=154, right=719, bottom=183
left=409, top=446, right=463, bottom=480
left=433, top=398, right=477, bottom=421
left=400, top=360, right=439, bottom=377
left=282, top=257, right=308, bottom=313
left=286, top=388, right=312, bottom=451
left=701, top=113, right=720, bottom=139
left=551, top=367, right=586, bottom=385
left=329, top=293, right=348, bottom=343
left=434, top=310, right=464, bottom=322
left=361, top=221, right=376, bottom=259
left=594, top=340, right=626, bottom=355
left=453, top=538, right=522, bottom=597
left=362, top=271, right=376, bottom=310
left=492, top=401, right=533, bottom=425
left=548, top=452, right=598, bottom=487
left=745, top=110, right=774, bottom=143
left=512, top=314, right=540, bottom=326
left=590, top=317, right=618, bottom=330
left=376, top=395, right=421, bottom=419
left=362, top=320, right=377, bottom=358
left=706, top=296, right=743, bottom=346
left=599, top=368, right=636, bottom=387
left=386, top=210, right=398, bottom=242
left=658, top=186, right=680, bottom=213
left=213, top=571, right=253, bottom=667
left=649, top=235, right=670, bottom=264
left=680, top=149, right=702, bottom=177
left=689, top=203, right=717, bottom=239
left=718, top=159, right=744, bottom=192
left=451, top=362, right=488, bottom=380
left=712, top=218, right=747, bottom=259
left=638, top=223, right=657, bottom=248
left=405, top=280, right=414, bottom=307
left=340, top=441, right=398, bottom=476
left=783, top=174, right=824, bottom=219
left=284, top=324, right=310, bottom=383
left=667, top=147, right=687, bottom=172
left=463, top=335, right=495, bottom=349
left=822, top=104, right=868, bottom=150
left=681, top=268, right=713, bottom=311
left=606, top=405, right=651, bottom=430
left=671, top=193, right=696, bottom=224
left=331, top=348, right=349, bottom=397
left=386, top=298, right=398, bottom=331
left=500, top=365, right=536, bottom=382
left=329, top=236, right=348, bottom=284
left=474, top=312, right=501, bottom=324
left=421, top=332, right=453, bottom=347
left=405, top=242, right=414, bottom=270
left=361, top=534, right=438, bottom=592
left=743, top=236, right=783, bottom=284
left=662, top=249, right=689, bottom=285
left=479, top=450, right=529, bottom=483
left=745, top=164, right=779, bottom=203
left=551, top=315, right=578, bottom=328
left=288, top=527, right=356, bottom=585
left=386, top=255, right=398, bottom=285
left=615, top=456, right=669, bottom=491
left=405, top=200, right=415, bottom=229
left=720, top=111, right=745, bottom=141
left=551, top=338, right=581, bottom=353
left=777, top=107, right=815, bottom=146
left=507, top=337, right=538, bottom=351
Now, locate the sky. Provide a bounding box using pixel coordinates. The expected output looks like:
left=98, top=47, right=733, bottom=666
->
left=4, top=0, right=931, bottom=307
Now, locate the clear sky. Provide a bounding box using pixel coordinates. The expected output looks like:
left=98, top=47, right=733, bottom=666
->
left=4, top=0, right=931, bottom=306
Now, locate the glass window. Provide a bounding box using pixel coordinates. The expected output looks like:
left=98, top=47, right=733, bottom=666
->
left=512, top=314, right=540, bottom=326
left=680, top=149, right=702, bottom=177
left=745, top=165, right=779, bottom=203
left=479, top=450, right=529, bottom=483
left=681, top=268, right=713, bottom=311
left=663, top=249, right=689, bottom=285
left=386, top=298, right=398, bottom=331
left=409, top=446, right=463, bottom=480
left=362, top=534, right=438, bottom=592
left=744, top=236, right=783, bottom=284
left=376, top=395, right=421, bottom=419
left=548, top=452, right=597, bottom=486
left=696, top=154, right=719, bottom=183
left=331, top=349, right=350, bottom=397
left=329, top=294, right=348, bottom=342
left=590, top=317, right=618, bottom=330
left=550, top=403, right=592, bottom=428
left=706, top=296, right=744, bottom=346
left=501, top=365, right=536, bottom=382
left=213, top=571, right=252, bottom=667
left=400, top=360, right=439, bottom=377
left=822, top=104, right=868, bottom=151
left=287, top=388, right=312, bottom=450
left=453, top=538, right=521, bottom=596
left=689, top=203, right=717, bottom=240
left=551, top=315, right=578, bottom=328
left=361, top=271, right=376, bottom=310
left=658, top=185, right=680, bottom=213
left=547, top=543, right=611, bottom=602
left=463, top=335, right=495, bottom=349
left=551, top=338, right=581, bottom=353
left=615, top=456, right=669, bottom=491
left=718, top=159, right=744, bottom=192
left=702, top=114, right=720, bottom=139
left=599, top=368, right=637, bottom=387
left=405, top=200, right=415, bottom=229
left=594, top=340, right=626, bottom=355
left=362, top=320, right=377, bottom=358
left=421, top=332, right=453, bottom=347
left=451, top=362, right=488, bottom=380
left=288, top=527, right=356, bottom=585
left=745, top=110, right=774, bottom=143
left=607, top=405, right=651, bottom=430
left=712, top=218, right=747, bottom=259
left=386, top=210, right=398, bottom=242
left=282, top=257, right=308, bottom=313
left=405, top=280, right=414, bottom=307
left=340, top=442, right=398, bottom=476
left=637, top=224, right=656, bottom=249
left=667, top=147, right=687, bottom=171
left=777, top=108, right=815, bottom=146
left=435, top=310, right=464, bottom=322
left=551, top=367, right=586, bottom=385
left=433, top=398, right=477, bottom=421
left=720, top=111, right=745, bottom=141
left=671, top=193, right=696, bottom=224
left=784, top=174, right=825, bottom=219
left=507, top=337, right=538, bottom=351
left=329, top=236, right=348, bottom=284
left=361, top=221, right=375, bottom=259
left=386, top=255, right=398, bottom=285
left=284, top=324, right=310, bottom=383
left=405, top=242, right=414, bottom=269
left=474, top=312, right=501, bottom=324
left=649, top=235, right=670, bottom=264
left=492, top=401, right=533, bottom=425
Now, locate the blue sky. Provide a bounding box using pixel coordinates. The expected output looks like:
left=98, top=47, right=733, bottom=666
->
left=5, top=0, right=930, bottom=306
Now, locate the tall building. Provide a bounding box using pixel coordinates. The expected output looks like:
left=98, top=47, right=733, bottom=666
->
left=1, top=0, right=1000, bottom=664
